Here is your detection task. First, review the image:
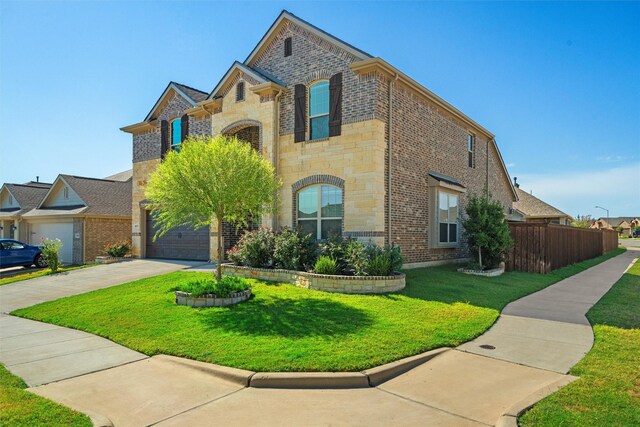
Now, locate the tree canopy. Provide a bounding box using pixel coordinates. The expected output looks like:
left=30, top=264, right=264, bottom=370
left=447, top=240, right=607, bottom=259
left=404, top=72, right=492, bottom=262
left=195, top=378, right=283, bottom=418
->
left=145, top=134, right=280, bottom=280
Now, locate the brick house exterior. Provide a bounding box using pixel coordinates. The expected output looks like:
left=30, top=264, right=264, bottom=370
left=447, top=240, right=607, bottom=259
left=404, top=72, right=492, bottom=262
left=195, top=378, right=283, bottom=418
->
left=122, top=10, right=517, bottom=266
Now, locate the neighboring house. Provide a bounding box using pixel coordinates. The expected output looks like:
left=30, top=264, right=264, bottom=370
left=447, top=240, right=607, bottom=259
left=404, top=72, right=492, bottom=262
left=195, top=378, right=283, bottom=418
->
left=591, top=217, right=640, bottom=236
left=0, top=181, right=52, bottom=241
left=510, top=186, right=572, bottom=225
left=4, top=174, right=132, bottom=265
left=121, top=10, right=517, bottom=266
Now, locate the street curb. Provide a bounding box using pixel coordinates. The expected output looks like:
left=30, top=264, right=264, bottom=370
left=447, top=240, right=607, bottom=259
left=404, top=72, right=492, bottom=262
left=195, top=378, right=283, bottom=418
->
left=362, top=347, right=451, bottom=386
left=495, top=375, right=579, bottom=427
left=155, top=355, right=255, bottom=387
left=250, top=372, right=370, bottom=389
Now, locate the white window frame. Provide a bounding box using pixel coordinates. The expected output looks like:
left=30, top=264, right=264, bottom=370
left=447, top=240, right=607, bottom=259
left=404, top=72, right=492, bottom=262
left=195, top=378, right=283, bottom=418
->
left=297, top=184, right=342, bottom=240
left=170, top=118, right=182, bottom=152
left=308, top=80, right=330, bottom=141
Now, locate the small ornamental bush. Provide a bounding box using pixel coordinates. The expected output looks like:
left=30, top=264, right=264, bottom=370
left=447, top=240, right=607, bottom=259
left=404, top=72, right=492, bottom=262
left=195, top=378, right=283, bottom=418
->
left=104, top=241, right=131, bottom=258
left=175, top=276, right=249, bottom=298
left=228, top=228, right=275, bottom=268
left=273, top=228, right=318, bottom=271
left=41, top=238, right=62, bottom=272
left=314, top=256, right=338, bottom=275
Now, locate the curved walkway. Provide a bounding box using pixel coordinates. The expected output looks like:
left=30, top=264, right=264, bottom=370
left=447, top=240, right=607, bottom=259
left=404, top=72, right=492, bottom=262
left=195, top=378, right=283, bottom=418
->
left=3, top=250, right=637, bottom=426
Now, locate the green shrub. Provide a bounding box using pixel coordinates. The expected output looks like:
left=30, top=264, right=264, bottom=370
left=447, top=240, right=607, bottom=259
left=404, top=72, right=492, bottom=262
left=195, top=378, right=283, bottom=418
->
left=228, top=228, right=275, bottom=268
left=40, top=238, right=62, bottom=272
left=104, top=240, right=131, bottom=258
left=314, top=256, right=339, bottom=275
left=273, top=228, right=318, bottom=271
left=176, top=276, right=249, bottom=298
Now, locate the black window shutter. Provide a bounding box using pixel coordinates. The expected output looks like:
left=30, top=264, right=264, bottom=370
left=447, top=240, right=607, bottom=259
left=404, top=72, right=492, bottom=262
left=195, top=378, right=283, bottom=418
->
left=294, top=84, right=306, bottom=143
left=329, top=73, right=342, bottom=137
left=181, top=114, right=189, bottom=142
left=160, top=120, right=170, bottom=159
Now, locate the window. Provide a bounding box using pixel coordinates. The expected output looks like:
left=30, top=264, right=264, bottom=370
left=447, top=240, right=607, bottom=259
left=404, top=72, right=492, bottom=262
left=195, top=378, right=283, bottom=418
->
left=284, top=37, right=292, bottom=57
left=438, top=191, right=458, bottom=244
left=171, top=119, right=182, bottom=152
left=468, top=134, right=475, bottom=168
left=309, top=81, right=329, bottom=140
left=63, top=187, right=69, bottom=199
left=297, top=185, right=342, bottom=240
left=236, top=81, right=245, bottom=102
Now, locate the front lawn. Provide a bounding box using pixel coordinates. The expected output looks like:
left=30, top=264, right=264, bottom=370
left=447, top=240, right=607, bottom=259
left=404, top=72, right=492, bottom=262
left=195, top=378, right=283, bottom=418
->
left=520, top=255, right=640, bottom=426
left=0, top=264, right=95, bottom=286
left=12, top=249, right=625, bottom=372
left=0, top=363, right=91, bottom=427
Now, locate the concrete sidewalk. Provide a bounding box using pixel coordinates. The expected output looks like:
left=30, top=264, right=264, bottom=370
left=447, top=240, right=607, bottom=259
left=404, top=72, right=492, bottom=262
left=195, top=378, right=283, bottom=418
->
left=458, top=248, right=638, bottom=373
left=13, top=250, right=639, bottom=426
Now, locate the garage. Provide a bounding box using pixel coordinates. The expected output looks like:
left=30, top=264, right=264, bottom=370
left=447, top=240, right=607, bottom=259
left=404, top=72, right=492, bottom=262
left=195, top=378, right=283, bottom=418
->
left=29, top=222, right=74, bottom=265
left=145, top=212, right=210, bottom=261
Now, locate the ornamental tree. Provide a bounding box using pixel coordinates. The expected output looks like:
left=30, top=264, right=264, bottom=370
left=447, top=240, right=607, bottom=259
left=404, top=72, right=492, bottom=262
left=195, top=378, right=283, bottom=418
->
left=462, top=194, right=512, bottom=270
left=145, top=134, right=280, bottom=281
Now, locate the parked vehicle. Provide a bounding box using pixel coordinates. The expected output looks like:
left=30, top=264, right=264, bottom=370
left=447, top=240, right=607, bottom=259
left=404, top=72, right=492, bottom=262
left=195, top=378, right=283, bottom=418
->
left=0, top=239, right=47, bottom=268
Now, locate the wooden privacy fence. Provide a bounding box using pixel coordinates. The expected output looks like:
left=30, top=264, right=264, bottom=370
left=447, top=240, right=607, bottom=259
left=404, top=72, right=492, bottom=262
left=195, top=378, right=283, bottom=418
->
left=506, top=223, right=619, bottom=274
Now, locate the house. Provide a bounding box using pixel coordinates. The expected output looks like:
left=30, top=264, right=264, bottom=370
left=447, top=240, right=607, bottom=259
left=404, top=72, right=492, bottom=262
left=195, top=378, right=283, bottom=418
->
left=591, top=217, right=640, bottom=236
left=121, top=10, right=517, bottom=267
left=509, top=183, right=572, bottom=225
left=0, top=181, right=52, bottom=241
left=1, top=173, right=132, bottom=265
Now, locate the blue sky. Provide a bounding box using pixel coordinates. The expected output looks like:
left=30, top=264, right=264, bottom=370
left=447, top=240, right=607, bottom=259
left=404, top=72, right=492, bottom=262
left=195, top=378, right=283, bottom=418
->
left=1, top=1, right=638, bottom=218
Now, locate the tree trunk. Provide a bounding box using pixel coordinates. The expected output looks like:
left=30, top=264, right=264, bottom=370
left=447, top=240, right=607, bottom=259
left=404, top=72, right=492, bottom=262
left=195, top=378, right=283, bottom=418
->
left=216, top=218, right=223, bottom=282
left=478, top=247, right=483, bottom=270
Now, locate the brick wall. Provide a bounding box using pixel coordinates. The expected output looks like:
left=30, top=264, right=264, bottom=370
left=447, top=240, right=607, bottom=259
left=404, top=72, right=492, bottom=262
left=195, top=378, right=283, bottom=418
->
left=251, top=20, right=378, bottom=136
left=85, top=218, right=132, bottom=262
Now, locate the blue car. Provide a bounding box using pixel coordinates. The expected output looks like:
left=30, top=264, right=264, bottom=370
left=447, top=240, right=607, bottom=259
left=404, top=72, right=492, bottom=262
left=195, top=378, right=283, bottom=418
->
left=0, top=239, right=47, bottom=269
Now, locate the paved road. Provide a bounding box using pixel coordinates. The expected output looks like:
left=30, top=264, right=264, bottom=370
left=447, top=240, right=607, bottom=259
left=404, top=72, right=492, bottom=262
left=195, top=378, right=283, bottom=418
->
left=6, top=250, right=638, bottom=426
left=0, top=259, right=203, bottom=387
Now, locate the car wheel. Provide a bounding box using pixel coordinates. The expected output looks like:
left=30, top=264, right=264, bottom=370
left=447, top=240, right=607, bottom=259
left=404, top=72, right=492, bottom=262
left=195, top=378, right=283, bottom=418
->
left=35, top=254, right=48, bottom=268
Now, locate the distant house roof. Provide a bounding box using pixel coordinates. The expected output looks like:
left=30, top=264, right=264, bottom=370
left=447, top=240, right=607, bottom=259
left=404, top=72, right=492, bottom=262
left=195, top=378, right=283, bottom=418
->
left=513, top=188, right=570, bottom=219
left=104, top=169, right=133, bottom=182
left=0, top=183, right=52, bottom=216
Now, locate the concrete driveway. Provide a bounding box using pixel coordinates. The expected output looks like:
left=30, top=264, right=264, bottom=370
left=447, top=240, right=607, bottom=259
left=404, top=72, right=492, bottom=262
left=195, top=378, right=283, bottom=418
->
left=0, top=259, right=203, bottom=387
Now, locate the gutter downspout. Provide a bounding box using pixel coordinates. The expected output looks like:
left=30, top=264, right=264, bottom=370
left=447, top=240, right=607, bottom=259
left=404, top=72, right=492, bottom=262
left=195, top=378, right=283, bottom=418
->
left=273, top=89, right=283, bottom=230
left=387, top=73, right=399, bottom=246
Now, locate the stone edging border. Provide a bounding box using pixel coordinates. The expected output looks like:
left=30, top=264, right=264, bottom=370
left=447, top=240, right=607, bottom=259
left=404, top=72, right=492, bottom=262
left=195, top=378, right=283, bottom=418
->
left=175, top=289, right=252, bottom=307
left=222, top=263, right=405, bottom=294
left=495, top=375, right=579, bottom=427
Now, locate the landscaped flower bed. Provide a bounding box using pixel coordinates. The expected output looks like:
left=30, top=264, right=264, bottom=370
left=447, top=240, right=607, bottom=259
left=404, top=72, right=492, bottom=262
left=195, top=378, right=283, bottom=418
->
left=223, top=264, right=405, bottom=294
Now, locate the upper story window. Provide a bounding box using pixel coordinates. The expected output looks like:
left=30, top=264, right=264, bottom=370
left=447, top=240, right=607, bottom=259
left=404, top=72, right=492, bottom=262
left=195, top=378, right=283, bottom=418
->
left=438, top=190, right=459, bottom=245
left=236, top=81, right=245, bottom=102
left=171, top=119, right=182, bottom=152
left=284, top=37, right=292, bottom=57
left=468, top=134, right=475, bottom=168
left=309, top=81, right=330, bottom=140
left=297, top=184, right=342, bottom=240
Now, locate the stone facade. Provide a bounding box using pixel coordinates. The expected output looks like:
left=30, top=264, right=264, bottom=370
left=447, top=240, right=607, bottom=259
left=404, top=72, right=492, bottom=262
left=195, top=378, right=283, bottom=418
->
left=124, top=12, right=515, bottom=265
left=84, top=218, right=131, bottom=262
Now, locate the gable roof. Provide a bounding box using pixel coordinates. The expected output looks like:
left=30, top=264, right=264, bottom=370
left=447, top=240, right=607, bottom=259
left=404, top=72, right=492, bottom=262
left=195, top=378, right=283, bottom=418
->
left=513, top=188, right=570, bottom=219
left=144, top=81, right=208, bottom=121
left=244, top=10, right=372, bottom=67
left=35, top=175, right=131, bottom=217
left=0, top=183, right=52, bottom=217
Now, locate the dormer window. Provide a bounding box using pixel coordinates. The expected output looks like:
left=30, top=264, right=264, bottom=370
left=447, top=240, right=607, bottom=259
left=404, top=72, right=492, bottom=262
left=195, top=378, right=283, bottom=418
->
left=171, top=119, right=182, bottom=152
left=236, top=81, right=245, bottom=102
left=309, top=81, right=329, bottom=140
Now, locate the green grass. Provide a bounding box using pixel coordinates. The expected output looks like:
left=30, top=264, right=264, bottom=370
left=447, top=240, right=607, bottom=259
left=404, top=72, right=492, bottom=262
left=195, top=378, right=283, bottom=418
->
left=12, top=248, right=625, bottom=372
left=0, top=363, right=91, bottom=427
left=520, top=255, right=640, bottom=426
left=0, top=264, right=95, bottom=286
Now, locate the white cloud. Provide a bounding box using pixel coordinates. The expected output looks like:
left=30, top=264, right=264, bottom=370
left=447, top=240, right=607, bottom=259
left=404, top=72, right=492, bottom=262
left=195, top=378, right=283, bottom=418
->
left=516, top=163, right=640, bottom=218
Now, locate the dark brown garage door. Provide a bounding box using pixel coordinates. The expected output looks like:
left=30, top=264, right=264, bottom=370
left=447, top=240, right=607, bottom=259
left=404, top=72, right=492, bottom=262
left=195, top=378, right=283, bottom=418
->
left=146, top=213, right=210, bottom=261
